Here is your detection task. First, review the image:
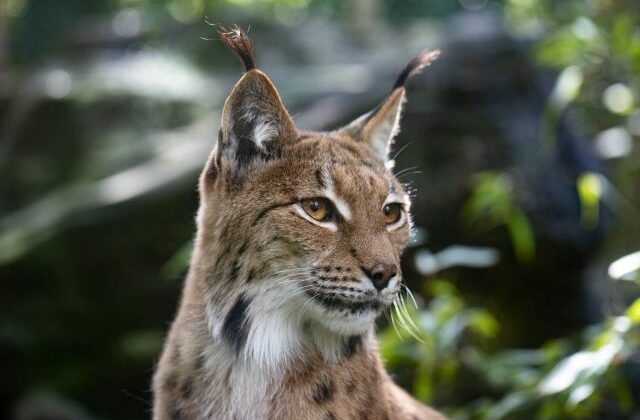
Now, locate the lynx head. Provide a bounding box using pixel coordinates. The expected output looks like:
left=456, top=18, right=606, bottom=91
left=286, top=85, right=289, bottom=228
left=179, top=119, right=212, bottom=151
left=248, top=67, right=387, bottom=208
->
left=196, top=26, right=438, bottom=362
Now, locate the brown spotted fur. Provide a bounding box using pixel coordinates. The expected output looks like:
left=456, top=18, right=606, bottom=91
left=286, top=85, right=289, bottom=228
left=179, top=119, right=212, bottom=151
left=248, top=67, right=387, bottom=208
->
left=152, top=25, right=444, bottom=420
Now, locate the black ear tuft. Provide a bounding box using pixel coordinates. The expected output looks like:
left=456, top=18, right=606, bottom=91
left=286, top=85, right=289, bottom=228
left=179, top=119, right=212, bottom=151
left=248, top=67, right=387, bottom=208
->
left=218, top=24, right=256, bottom=72
left=392, top=49, right=440, bottom=90
left=337, top=49, right=440, bottom=163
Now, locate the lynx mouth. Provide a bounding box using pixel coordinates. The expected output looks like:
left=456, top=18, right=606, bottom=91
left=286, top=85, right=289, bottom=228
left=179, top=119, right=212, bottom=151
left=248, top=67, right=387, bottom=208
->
left=306, top=291, right=383, bottom=312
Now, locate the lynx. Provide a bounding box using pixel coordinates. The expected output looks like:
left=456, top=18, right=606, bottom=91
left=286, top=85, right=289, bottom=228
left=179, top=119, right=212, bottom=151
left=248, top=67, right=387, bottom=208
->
left=152, top=25, right=444, bottom=420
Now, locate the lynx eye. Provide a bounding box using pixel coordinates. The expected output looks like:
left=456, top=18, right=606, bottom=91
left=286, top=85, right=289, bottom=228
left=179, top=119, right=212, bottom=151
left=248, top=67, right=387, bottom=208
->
left=382, top=203, right=403, bottom=225
left=302, top=198, right=333, bottom=222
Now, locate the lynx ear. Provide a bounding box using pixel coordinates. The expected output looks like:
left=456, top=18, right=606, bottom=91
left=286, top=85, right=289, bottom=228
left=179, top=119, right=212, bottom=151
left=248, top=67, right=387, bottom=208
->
left=339, top=50, right=440, bottom=163
left=205, top=26, right=296, bottom=184
left=218, top=69, right=296, bottom=166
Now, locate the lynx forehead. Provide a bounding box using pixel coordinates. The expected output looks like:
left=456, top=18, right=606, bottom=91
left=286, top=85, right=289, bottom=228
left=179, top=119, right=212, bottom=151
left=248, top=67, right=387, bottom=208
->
left=153, top=25, right=444, bottom=419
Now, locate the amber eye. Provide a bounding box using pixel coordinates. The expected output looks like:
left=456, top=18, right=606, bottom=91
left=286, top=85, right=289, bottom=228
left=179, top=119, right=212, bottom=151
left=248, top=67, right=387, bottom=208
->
left=302, top=198, right=333, bottom=222
left=382, top=203, right=403, bottom=225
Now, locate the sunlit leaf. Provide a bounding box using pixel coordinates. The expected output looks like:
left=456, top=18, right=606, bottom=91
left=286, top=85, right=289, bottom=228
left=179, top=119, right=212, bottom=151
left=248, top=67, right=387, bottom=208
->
left=576, top=172, right=602, bottom=229
left=609, top=251, right=640, bottom=282
left=468, top=309, right=500, bottom=338
left=550, top=65, right=583, bottom=109
left=506, top=211, right=536, bottom=262
left=625, top=298, right=640, bottom=325
left=485, top=391, right=536, bottom=420
left=538, top=339, right=623, bottom=396
left=568, top=383, right=595, bottom=407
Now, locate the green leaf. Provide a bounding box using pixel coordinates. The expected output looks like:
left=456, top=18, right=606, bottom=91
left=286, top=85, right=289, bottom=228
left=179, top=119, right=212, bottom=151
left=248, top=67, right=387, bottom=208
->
left=506, top=211, right=536, bottom=263
left=625, top=298, right=640, bottom=325
left=576, top=172, right=602, bottom=229
left=469, top=309, right=500, bottom=339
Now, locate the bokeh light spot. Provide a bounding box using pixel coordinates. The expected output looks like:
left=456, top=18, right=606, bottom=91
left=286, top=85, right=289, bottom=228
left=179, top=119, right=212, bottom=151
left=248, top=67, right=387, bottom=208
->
left=112, top=8, right=142, bottom=38
left=594, top=127, right=632, bottom=159
left=45, top=69, right=72, bottom=99
left=572, top=17, right=597, bottom=40
left=603, top=83, right=634, bottom=115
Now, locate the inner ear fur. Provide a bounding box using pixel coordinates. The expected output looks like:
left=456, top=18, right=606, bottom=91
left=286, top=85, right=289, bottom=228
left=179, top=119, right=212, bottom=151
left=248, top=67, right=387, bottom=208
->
left=340, top=88, right=405, bottom=163
left=219, top=69, right=296, bottom=163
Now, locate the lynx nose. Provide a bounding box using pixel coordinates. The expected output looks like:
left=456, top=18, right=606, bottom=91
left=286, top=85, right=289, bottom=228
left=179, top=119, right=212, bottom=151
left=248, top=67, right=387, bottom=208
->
left=364, top=263, right=398, bottom=291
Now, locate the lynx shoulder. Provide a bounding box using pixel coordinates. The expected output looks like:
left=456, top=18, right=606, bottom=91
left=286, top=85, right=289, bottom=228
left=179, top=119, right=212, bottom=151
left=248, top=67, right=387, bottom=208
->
left=152, top=25, right=444, bottom=420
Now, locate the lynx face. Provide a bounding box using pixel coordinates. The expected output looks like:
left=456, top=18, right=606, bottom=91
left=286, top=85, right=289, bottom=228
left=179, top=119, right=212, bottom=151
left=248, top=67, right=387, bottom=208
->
left=248, top=134, right=407, bottom=335
left=200, top=131, right=410, bottom=337
left=196, top=27, right=438, bottom=353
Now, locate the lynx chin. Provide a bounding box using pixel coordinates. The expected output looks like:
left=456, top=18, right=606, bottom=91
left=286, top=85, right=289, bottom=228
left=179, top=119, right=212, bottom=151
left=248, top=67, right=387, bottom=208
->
left=152, top=25, right=444, bottom=420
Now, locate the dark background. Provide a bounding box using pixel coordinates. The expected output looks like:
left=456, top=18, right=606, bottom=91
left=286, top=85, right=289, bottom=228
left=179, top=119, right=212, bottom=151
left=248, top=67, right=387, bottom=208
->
left=1, top=0, right=639, bottom=418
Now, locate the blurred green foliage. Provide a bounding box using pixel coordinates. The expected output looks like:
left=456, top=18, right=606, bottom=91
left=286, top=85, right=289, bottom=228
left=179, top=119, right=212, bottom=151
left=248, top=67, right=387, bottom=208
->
left=2, top=0, right=640, bottom=419
left=381, top=281, right=640, bottom=418
left=463, top=171, right=536, bottom=263
left=377, top=0, right=640, bottom=418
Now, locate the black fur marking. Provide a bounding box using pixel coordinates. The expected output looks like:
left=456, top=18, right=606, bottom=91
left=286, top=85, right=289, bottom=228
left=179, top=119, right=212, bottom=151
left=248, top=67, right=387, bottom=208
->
left=357, top=407, right=369, bottom=419
left=360, top=159, right=377, bottom=170
left=350, top=248, right=358, bottom=258
left=343, top=335, right=363, bottom=358
left=218, top=24, right=256, bottom=71
left=346, top=378, right=356, bottom=393
left=222, top=294, right=251, bottom=354
left=315, top=168, right=326, bottom=189
left=313, top=378, right=334, bottom=405
left=170, top=407, right=184, bottom=420
left=230, top=258, right=241, bottom=281
left=307, top=290, right=381, bottom=312
left=163, top=374, right=178, bottom=391
left=180, top=378, right=193, bottom=398
left=196, top=353, right=206, bottom=373
left=246, top=267, right=256, bottom=283
left=324, top=413, right=336, bottom=420
left=392, top=50, right=440, bottom=90
left=230, top=242, right=247, bottom=281
left=254, top=200, right=297, bottom=224
left=230, top=104, right=269, bottom=165
left=237, top=240, right=248, bottom=255
left=215, top=246, right=229, bottom=267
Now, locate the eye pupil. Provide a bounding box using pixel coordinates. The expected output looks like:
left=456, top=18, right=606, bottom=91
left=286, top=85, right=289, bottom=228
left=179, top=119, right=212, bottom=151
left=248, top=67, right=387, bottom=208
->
left=302, top=198, right=331, bottom=222
left=383, top=203, right=402, bottom=225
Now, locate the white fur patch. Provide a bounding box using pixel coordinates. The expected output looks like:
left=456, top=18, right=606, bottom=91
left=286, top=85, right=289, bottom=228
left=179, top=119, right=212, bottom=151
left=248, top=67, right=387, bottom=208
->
left=252, top=117, right=278, bottom=148
left=293, top=204, right=338, bottom=232
left=384, top=191, right=411, bottom=208
left=322, top=170, right=352, bottom=221
left=243, top=296, right=303, bottom=370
